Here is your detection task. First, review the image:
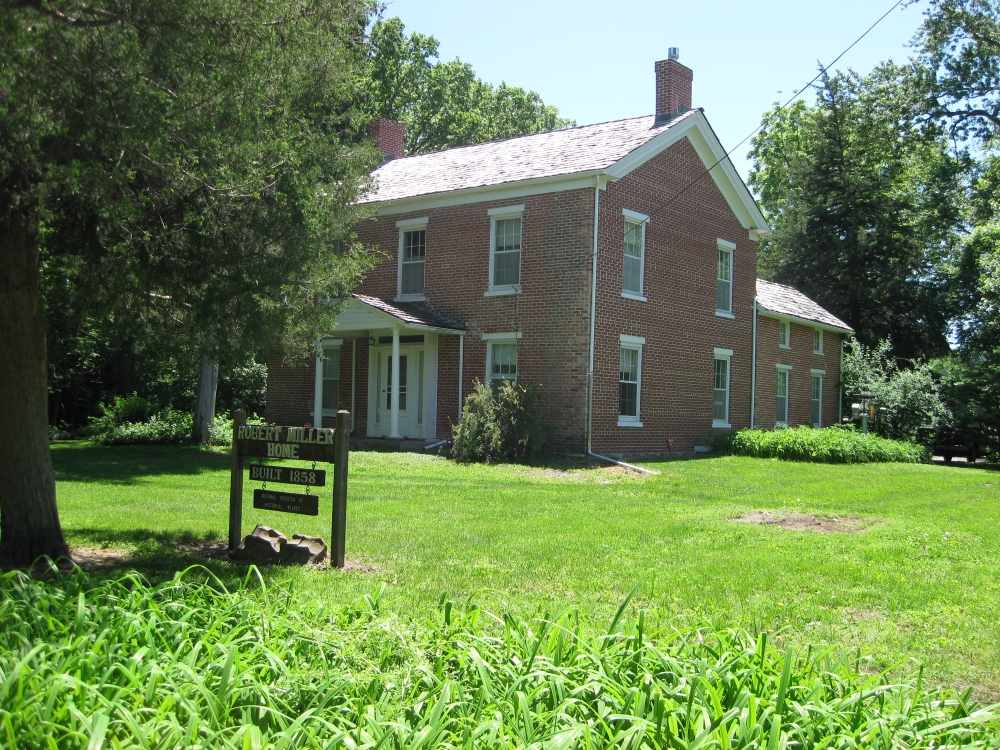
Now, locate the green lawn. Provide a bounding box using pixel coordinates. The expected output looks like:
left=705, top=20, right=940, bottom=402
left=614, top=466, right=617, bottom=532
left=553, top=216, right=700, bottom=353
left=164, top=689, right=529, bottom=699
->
left=52, top=441, right=1000, bottom=698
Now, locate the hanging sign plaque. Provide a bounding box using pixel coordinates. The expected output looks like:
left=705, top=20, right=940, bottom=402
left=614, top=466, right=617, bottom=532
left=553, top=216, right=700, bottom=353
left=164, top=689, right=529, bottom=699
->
left=252, top=488, right=319, bottom=516
left=248, top=464, right=327, bottom=487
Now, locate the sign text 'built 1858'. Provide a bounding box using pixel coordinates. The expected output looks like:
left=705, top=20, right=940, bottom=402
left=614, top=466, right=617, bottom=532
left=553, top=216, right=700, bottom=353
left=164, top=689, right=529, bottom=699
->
left=237, top=425, right=338, bottom=462
left=249, top=464, right=327, bottom=487
left=253, top=488, right=319, bottom=516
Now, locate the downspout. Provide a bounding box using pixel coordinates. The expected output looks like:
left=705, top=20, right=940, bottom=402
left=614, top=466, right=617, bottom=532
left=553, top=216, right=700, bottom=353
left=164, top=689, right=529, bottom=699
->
left=457, top=332, right=465, bottom=421
left=750, top=300, right=758, bottom=429
left=586, top=175, right=601, bottom=453
left=839, top=336, right=844, bottom=424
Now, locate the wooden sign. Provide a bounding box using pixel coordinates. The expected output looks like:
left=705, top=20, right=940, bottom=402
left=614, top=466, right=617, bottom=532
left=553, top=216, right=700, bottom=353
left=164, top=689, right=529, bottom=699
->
left=236, top=425, right=338, bottom=463
left=253, top=488, right=319, bottom=516
left=230, top=411, right=351, bottom=568
left=249, top=464, right=327, bottom=487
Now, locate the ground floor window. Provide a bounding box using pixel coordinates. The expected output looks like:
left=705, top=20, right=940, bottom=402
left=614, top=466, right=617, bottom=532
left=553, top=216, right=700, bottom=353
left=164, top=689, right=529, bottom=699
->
left=489, top=341, right=518, bottom=390
left=618, top=335, right=645, bottom=426
left=322, top=346, right=341, bottom=414
left=776, top=367, right=790, bottom=426
left=811, top=373, right=823, bottom=427
left=712, top=352, right=731, bottom=427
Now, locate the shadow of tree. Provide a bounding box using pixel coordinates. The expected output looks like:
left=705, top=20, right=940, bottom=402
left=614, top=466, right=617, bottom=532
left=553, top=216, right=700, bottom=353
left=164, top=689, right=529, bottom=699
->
left=52, top=442, right=230, bottom=485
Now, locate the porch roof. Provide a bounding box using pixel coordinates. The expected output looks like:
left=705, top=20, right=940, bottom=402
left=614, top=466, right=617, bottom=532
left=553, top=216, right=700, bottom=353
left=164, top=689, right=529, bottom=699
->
left=333, top=294, right=466, bottom=334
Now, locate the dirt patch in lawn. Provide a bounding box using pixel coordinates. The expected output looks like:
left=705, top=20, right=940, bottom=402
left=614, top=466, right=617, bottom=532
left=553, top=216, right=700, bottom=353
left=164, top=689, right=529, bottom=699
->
left=732, top=510, right=875, bottom=533
left=530, top=463, right=649, bottom=482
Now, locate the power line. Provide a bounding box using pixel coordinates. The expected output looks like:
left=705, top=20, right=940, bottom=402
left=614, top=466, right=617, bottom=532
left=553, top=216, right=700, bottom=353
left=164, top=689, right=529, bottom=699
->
left=640, top=0, right=906, bottom=227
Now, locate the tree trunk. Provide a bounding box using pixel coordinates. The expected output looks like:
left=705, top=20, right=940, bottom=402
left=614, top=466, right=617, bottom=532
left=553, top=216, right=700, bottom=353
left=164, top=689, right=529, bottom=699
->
left=193, top=354, right=219, bottom=444
left=0, top=200, right=71, bottom=567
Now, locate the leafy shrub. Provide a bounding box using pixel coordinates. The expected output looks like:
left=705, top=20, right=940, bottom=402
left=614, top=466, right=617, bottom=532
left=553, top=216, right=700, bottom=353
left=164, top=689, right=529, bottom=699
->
left=1, top=567, right=996, bottom=748
left=714, top=425, right=930, bottom=464
left=90, top=407, right=194, bottom=446
left=452, top=379, right=547, bottom=463
left=842, top=338, right=952, bottom=441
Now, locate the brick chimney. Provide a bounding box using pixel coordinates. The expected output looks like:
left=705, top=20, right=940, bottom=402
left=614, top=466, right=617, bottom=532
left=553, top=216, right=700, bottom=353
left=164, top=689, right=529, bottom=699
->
left=655, top=48, right=693, bottom=122
left=369, top=118, right=405, bottom=162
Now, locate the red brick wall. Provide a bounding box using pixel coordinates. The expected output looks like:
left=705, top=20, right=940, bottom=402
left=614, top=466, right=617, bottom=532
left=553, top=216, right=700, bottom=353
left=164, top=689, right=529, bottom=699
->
left=591, top=136, right=757, bottom=456
left=369, top=118, right=405, bottom=160
left=655, top=58, right=693, bottom=116
left=754, top=315, right=844, bottom=429
left=350, top=190, right=595, bottom=452
left=266, top=356, right=315, bottom=427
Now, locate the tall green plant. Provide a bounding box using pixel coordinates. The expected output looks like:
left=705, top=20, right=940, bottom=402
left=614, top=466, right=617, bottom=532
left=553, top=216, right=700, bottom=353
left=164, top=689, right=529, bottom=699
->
left=452, top=379, right=548, bottom=463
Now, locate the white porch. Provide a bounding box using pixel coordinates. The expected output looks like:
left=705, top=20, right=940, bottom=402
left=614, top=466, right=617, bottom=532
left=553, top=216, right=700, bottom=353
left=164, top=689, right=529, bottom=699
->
left=311, top=295, right=465, bottom=442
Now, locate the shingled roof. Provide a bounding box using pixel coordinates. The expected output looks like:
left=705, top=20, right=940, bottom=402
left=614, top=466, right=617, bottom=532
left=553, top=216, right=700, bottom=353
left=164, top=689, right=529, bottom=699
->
left=360, top=110, right=701, bottom=205
left=756, top=279, right=852, bottom=332
left=353, top=294, right=465, bottom=332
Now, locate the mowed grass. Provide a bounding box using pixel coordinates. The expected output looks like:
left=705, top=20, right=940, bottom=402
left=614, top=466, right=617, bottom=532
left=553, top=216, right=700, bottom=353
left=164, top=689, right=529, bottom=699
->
left=51, top=441, right=1000, bottom=697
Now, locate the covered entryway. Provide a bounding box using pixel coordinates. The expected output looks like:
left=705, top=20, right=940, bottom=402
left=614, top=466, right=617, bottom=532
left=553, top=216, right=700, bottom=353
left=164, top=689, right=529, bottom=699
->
left=312, top=295, right=465, bottom=442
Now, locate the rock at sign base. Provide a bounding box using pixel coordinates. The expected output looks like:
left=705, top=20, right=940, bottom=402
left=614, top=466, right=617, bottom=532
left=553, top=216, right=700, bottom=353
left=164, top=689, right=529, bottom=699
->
left=280, top=534, right=328, bottom=566
left=229, top=524, right=287, bottom=562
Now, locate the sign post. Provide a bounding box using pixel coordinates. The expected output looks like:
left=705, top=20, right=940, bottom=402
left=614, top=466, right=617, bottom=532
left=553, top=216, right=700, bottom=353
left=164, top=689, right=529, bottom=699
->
left=229, top=409, right=351, bottom=567
left=229, top=409, right=246, bottom=550
left=332, top=410, right=350, bottom=568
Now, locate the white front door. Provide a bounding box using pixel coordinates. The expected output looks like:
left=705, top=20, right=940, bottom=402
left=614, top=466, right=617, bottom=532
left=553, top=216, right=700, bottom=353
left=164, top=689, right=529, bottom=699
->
left=371, top=345, right=423, bottom=438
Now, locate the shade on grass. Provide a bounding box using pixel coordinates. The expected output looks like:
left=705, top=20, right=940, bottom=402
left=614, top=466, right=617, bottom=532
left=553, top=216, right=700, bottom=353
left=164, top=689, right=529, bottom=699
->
left=49, top=442, right=1000, bottom=698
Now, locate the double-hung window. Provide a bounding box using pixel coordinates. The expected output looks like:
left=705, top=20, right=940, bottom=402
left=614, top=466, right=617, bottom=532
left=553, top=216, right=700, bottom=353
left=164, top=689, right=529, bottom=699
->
left=396, top=217, right=428, bottom=300
left=813, top=328, right=824, bottom=354
left=776, top=365, right=791, bottom=426
left=619, top=335, right=645, bottom=426
left=487, top=206, right=523, bottom=293
left=622, top=210, right=648, bottom=299
left=811, top=371, right=824, bottom=427
left=716, top=239, right=735, bottom=316
left=713, top=349, right=732, bottom=428
left=778, top=320, right=790, bottom=348
left=483, top=333, right=520, bottom=391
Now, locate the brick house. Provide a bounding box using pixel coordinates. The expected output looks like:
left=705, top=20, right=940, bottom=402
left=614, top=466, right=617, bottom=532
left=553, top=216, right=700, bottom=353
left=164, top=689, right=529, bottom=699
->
left=267, top=51, right=852, bottom=456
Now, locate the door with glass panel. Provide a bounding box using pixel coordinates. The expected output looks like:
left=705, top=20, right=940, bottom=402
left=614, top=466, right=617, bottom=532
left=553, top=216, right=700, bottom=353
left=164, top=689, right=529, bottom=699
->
left=372, top=345, right=424, bottom=438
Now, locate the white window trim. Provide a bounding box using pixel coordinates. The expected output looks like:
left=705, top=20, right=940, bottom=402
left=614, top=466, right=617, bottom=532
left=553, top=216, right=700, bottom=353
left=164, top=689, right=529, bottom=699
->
left=712, top=349, right=733, bottom=428
left=813, top=328, right=824, bottom=354
left=396, top=220, right=428, bottom=302
left=488, top=207, right=524, bottom=294
left=622, top=209, right=649, bottom=300
left=621, top=334, right=646, bottom=345
left=775, top=367, right=790, bottom=427
left=618, top=339, right=644, bottom=427
left=811, top=372, right=824, bottom=428
left=485, top=338, right=519, bottom=385
left=778, top=319, right=791, bottom=349
left=716, top=239, right=735, bottom=316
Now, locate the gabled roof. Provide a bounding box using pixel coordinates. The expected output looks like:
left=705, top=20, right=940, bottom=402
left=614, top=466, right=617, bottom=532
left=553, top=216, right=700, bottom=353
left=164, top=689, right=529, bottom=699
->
left=351, top=294, right=465, bottom=332
left=362, top=111, right=700, bottom=204
left=756, top=279, right=852, bottom=333
left=361, top=109, right=769, bottom=236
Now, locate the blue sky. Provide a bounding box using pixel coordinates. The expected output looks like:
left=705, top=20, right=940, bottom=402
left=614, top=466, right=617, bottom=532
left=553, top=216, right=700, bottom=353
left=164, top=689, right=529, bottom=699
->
left=381, top=0, right=927, bottom=182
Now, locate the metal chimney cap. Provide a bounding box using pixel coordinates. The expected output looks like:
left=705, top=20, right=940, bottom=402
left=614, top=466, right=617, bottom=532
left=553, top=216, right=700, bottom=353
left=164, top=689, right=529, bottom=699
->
left=668, top=47, right=680, bottom=60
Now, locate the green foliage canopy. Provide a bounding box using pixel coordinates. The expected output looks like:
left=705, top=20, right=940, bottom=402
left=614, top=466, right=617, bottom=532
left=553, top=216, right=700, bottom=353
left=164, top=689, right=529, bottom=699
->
left=365, top=17, right=573, bottom=155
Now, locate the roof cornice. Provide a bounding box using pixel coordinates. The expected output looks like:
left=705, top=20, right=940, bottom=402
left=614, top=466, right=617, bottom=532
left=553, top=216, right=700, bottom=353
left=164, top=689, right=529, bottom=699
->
left=755, top=300, right=853, bottom=334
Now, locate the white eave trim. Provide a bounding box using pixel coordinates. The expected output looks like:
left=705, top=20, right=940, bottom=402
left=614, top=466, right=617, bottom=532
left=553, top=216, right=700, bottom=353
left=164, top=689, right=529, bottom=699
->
left=776, top=363, right=793, bottom=371
left=756, top=305, right=853, bottom=335
left=622, top=208, right=650, bottom=223
left=395, top=216, right=428, bottom=228
left=368, top=171, right=610, bottom=216
left=620, top=334, right=646, bottom=345
left=482, top=331, right=523, bottom=340
left=604, top=110, right=769, bottom=237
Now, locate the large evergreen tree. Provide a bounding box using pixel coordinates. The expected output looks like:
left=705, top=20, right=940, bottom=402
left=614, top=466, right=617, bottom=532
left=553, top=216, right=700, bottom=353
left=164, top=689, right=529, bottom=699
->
left=749, top=67, right=966, bottom=360
left=0, top=0, right=379, bottom=566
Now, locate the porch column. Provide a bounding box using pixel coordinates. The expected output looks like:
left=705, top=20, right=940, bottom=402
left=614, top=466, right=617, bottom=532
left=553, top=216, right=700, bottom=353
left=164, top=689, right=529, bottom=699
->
left=312, top=340, right=323, bottom=427
left=389, top=327, right=402, bottom=438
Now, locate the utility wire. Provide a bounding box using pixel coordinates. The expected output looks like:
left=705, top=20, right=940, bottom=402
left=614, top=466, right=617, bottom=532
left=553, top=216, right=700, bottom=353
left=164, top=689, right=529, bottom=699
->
left=640, top=0, right=906, bottom=227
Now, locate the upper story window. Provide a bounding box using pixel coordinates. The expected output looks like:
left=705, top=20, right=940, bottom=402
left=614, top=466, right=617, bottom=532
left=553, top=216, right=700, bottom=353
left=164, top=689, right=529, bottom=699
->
left=716, top=239, right=735, bottom=316
left=488, top=206, right=523, bottom=293
left=813, top=328, right=824, bottom=354
left=778, top=319, right=790, bottom=348
left=622, top=209, right=648, bottom=300
left=396, top=217, right=428, bottom=301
